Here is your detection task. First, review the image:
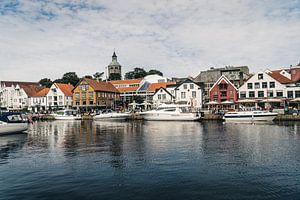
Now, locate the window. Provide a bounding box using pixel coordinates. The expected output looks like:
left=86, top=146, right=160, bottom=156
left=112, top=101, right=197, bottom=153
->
left=48, top=96, right=52, bottom=100
left=270, top=82, right=275, bottom=88
left=162, top=94, right=166, bottom=99
left=258, top=73, right=263, bottom=80
left=247, top=83, right=253, bottom=89
left=287, top=91, right=293, bottom=98
left=183, top=84, right=187, bottom=89
left=190, top=84, right=194, bottom=89
left=258, top=91, right=264, bottom=97
left=276, top=91, right=283, bottom=97
left=181, top=92, right=186, bottom=99
left=89, top=92, right=94, bottom=98
left=240, top=91, right=246, bottom=98
left=75, top=92, right=79, bottom=98
left=296, top=91, right=300, bottom=98
left=82, top=92, right=86, bottom=99
left=192, top=91, right=196, bottom=98
left=255, top=82, right=260, bottom=89
left=249, top=91, right=255, bottom=98
left=221, top=91, right=227, bottom=97
left=267, top=90, right=273, bottom=97
left=89, top=101, right=93, bottom=105
left=262, top=82, right=267, bottom=88
left=158, top=94, right=161, bottom=100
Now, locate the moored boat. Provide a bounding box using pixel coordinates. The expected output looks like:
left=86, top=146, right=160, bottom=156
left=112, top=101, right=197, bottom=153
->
left=93, top=110, right=131, bottom=121
left=0, top=112, right=28, bottom=135
left=141, top=104, right=202, bottom=121
left=223, top=111, right=278, bottom=122
left=52, top=109, right=81, bottom=120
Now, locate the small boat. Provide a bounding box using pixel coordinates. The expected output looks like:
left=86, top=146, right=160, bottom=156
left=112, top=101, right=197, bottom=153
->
left=52, top=109, right=81, bottom=120
left=223, top=111, right=278, bottom=122
left=141, top=104, right=202, bottom=121
left=93, top=110, right=131, bottom=121
left=0, top=112, right=28, bottom=135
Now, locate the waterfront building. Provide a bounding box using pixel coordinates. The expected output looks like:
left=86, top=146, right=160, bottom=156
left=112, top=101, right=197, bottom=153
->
left=107, top=51, right=122, bottom=80
left=209, top=75, right=238, bottom=109
left=29, top=88, right=50, bottom=112
left=109, top=79, right=142, bottom=102
left=152, top=87, right=175, bottom=106
left=0, top=81, right=42, bottom=111
left=73, top=78, right=120, bottom=111
left=47, top=83, right=74, bottom=110
left=194, top=66, right=250, bottom=103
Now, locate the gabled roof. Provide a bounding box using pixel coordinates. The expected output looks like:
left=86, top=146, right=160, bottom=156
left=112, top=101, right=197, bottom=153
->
left=54, top=83, right=74, bottom=96
left=22, top=85, right=45, bottom=97
left=32, top=88, right=50, bottom=97
left=267, top=70, right=293, bottom=84
left=0, top=81, right=39, bottom=87
left=153, top=87, right=174, bottom=98
left=209, top=75, right=238, bottom=93
left=117, top=86, right=139, bottom=92
left=109, top=79, right=142, bottom=85
left=175, top=78, right=202, bottom=89
left=147, top=82, right=176, bottom=92
left=84, top=78, right=119, bottom=93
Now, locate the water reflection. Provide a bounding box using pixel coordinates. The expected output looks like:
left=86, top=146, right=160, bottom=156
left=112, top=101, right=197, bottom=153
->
left=0, top=121, right=300, bottom=200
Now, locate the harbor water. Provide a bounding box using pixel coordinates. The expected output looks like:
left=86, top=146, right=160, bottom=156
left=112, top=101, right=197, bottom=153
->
left=0, top=121, right=300, bottom=200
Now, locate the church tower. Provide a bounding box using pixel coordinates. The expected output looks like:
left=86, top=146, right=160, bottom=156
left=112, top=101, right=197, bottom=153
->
left=107, top=51, right=122, bottom=80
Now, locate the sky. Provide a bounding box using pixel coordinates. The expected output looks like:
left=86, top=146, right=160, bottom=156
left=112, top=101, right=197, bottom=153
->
left=0, top=0, right=299, bottom=82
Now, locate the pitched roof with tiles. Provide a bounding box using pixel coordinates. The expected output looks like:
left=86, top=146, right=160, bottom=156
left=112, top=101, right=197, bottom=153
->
left=0, top=81, right=39, bottom=87
left=147, top=82, right=176, bottom=92
left=109, top=79, right=142, bottom=85
left=55, top=83, right=74, bottom=96
left=117, top=86, right=139, bottom=92
left=22, top=85, right=45, bottom=97
left=84, top=78, right=119, bottom=93
left=32, top=88, right=50, bottom=97
left=267, top=70, right=293, bottom=84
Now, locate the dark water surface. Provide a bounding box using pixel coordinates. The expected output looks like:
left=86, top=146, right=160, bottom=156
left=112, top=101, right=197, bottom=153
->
left=0, top=121, right=300, bottom=200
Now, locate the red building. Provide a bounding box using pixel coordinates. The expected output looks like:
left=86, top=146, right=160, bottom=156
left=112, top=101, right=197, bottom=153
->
left=209, top=75, right=238, bottom=109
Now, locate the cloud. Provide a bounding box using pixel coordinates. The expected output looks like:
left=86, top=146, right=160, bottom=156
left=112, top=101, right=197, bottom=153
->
left=0, top=0, right=299, bottom=81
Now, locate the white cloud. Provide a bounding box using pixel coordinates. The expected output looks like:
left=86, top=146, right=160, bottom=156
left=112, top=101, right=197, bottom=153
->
left=0, top=0, right=299, bottom=81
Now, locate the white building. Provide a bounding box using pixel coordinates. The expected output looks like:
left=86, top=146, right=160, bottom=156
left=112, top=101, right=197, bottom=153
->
left=152, top=87, right=175, bottom=106
left=47, top=83, right=74, bottom=110
left=29, top=88, right=49, bottom=112
left=0, top=81, right=41, bottom=111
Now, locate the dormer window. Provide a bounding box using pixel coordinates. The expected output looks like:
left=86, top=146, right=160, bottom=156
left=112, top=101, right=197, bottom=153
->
left=258, top=73, right=263, bottom=80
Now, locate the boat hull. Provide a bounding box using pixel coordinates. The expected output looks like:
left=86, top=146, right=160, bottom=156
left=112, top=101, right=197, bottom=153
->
left=53, top=116, right=81, bottom=120
left=142, top=112, right=201, bottom=121
left=0, top=123, right=28, bottom=135
left=93, top=113, right=130, bottom=121
left=224, top=112, right=278, bottom=122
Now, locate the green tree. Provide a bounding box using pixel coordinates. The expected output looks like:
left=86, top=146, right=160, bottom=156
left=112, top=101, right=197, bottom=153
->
left=93, top=72, right=104, bottom=80
left=109, top=73, right=122, bottom=81
left=39, top=78, right=53, bottom=88
left=125, top=68, right=147, bottom=79
left=147, top=69, right=163, bottom=76
left=54, top=72, right=79, bottom=86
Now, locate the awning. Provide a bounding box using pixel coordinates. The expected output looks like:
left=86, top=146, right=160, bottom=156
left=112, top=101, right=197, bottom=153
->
left=206, top=101, right=218, bottom=105
left=237, top=99, right=258, bottom=103
left=261, top=98, right=283, bottom=103
left=221, top=100, right=234, bottom=104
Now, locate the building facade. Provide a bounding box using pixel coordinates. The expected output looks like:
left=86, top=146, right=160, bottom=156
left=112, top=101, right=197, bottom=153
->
left=73, top=78, right=120, bottom=111
left=47, top=83, right=74, bottom=110
left=108, top=52, right=122, bottom=80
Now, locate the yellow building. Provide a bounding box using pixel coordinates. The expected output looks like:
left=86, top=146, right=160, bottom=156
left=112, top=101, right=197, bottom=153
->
left=73, top=78, right=120, bottom=111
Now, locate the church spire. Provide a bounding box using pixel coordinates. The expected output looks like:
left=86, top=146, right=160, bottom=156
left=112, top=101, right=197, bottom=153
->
left=112, top=51, right=117, bottom=60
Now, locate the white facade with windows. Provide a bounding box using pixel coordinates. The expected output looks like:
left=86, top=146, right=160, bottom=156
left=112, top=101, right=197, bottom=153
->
left=47, top=83, right=73, bottom=110
left=152, top=87, right=174, bottom=106
left=239, top=72, right=287, bottom=99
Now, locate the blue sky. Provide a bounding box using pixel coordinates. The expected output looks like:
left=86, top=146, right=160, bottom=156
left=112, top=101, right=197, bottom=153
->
left=0, top=0, right=299, bottom=81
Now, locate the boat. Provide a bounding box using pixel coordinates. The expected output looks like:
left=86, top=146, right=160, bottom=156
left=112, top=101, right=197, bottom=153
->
left=52, top=109, right=81, bottom=120
left=223, top=111, right=278, bottom=122
left=93, top=110, right=131, bottom=121
left=141, top=104, right=202, bottom=121
left=0, top=112, right=28, bottom=135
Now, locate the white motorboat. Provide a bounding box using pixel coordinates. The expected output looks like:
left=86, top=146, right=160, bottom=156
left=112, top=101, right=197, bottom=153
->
left=52, top=109, right=81, bottom=120
left=0, top=112, right=28, bottom=135
left=141, top=104, right=202, bottom=121
left=223, top=111, right=278, bottom=122
left=93, top=111, right=131, bottom=121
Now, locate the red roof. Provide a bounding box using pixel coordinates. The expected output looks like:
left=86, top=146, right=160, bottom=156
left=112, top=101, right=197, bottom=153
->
left=147, top=82, right=176, bottom=92
left=55, top=83, right=74, bottom=96
left=109, top=79, right=142, bottom=85
left=268, top=71, right=293, bottom=84
left=84, top=78, right=119, bottom=93
left=117, top=86, right=139, bottom=92
left=22, top=85, right=45, bottom=97
left=32, top=88, right=50, bottom=97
